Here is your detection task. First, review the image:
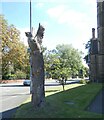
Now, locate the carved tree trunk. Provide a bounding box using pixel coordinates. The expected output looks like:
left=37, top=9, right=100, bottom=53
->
left=31, top=50, right=45, bottom=108
left=25, top=29, right=45, bottom=108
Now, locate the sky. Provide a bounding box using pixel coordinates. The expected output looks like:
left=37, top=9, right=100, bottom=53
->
left=1, top=0, right=98, bottom=67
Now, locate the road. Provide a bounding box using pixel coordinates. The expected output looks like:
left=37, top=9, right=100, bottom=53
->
left=45, top=78, right=80, bottom=86
left=0, top=79, right=80, bottom=119
left=0, top=82, right=31, bottom=119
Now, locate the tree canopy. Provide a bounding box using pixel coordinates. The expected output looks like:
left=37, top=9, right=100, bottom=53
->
left=44, top=44, right=85, bottom=80
left=1, top=15, right=29, bottom=79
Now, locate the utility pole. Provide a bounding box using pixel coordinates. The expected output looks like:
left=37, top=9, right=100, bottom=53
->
left=29, top=0, right=32, bottom=93
left=30, top=0, right=32, bottom=33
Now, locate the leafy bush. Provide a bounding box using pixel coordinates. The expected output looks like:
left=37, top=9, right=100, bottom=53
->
left=2, top=71, right=27, bottom=80
left=26, top=74, right=30, bottom=79
left=4, top=74, right=16, bottom=80
left=2, top=75, right=9, bottom=80
left=79, top=79, right=86, bottom=84
left=15, top=70, right=26, bottom=79
left=9, top=74, right=16, bottom=79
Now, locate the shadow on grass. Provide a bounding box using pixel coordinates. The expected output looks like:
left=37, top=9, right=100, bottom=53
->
left=45, top=90, right=59, bottom=92
left=1, top=106, right=19, bottom=119
left=14, top=83, right=103, bottom=118
left=86, top=88, right=104, bottom=114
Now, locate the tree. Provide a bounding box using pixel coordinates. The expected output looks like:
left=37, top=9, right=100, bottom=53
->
left=1, top=15, right=29, bottom=79
left=25, top=23, right=45, bottom=108
left=56, top=44, right=83, bottom=78
left=83, top=66, right=89, bottom=78
left=84, top=40, right=91, bottom=64
left=44, top=44, right=83, bottom=90
left=43, top=49, right=60, bottom=79
left=56, top=44, right=83, bottom=90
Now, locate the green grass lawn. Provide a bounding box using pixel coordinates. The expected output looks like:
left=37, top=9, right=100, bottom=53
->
left=15, top=83, right=103, bottom=118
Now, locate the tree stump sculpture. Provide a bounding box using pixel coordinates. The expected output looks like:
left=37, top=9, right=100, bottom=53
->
left=25, top=23, right=45, bottom=108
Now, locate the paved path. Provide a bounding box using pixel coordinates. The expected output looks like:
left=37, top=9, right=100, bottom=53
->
left=87, top=88, right=104, bottom=114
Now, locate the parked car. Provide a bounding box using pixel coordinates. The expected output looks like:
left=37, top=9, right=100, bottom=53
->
left=23, top=79, right=31, bottom=86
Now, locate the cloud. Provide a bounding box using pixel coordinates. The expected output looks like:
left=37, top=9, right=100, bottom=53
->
left=47, top=4, right=96, bottom=31
left=47, top=3, right=97, bottom=40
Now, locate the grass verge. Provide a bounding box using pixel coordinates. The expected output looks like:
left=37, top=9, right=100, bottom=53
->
left=15, top=83, right=103, bottom=118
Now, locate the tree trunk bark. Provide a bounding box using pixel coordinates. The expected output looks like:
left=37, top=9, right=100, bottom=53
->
left=31, top=51, right=45, bottom=108
left=25, top=23, right=45, bottom=108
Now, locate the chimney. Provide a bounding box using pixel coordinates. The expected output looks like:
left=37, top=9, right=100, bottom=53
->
left=92, top=28, right=95, bottom=39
